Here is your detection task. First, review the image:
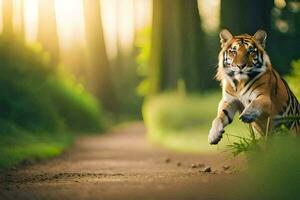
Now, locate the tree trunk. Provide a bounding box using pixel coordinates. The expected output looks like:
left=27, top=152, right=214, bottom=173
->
left=14, top=0, right=25, bottom=41
left=179, top=0, right=209, bottom=91
left=149, top=0, right=162, bottom=95
left=83, top=0, right=116, bottom=111
left=220, top=0, right=273, bottom=35
left=149, top=0, right=208, bottom=94
left=37, top=0, right=60, bottom=65
left=19, top=0, right=25, bottom=41
left=2, top=0, right=13, bottom=37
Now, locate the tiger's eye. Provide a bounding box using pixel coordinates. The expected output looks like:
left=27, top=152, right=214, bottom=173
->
left=229, top=48, right=236, bottom=55
left=248, top=47, right=254, bottom=53
left=248, top=47, right=257, bottom=55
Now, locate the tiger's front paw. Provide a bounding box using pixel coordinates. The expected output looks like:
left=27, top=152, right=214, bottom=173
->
left=208, top=118, right=224, bottom=145
left=239, top=109, right=261, bottom=123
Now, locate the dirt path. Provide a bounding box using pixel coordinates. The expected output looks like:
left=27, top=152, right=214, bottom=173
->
left=0, top=122, right=244, bottom=200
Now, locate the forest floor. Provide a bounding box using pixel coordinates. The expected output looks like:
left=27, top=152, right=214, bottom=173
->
left=0, top=122, right=245, bottom=200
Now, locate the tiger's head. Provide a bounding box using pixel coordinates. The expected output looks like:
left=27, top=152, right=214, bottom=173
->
left=217, top=29, right=271, bottom=83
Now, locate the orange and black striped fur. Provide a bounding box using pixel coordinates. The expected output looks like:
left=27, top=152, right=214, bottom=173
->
left=208, top=29, right=300, bottom=145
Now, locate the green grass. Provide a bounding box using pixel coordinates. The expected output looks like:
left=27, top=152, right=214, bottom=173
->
left=0, top=129, right=72, bottom=170
left=143, top=92, right=250, bottom=153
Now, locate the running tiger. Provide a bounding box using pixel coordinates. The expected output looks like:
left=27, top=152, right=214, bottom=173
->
left=208, top=29, right=300, bottom=145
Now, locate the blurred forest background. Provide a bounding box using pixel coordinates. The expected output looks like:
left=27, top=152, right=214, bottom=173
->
left=1, top=0, right=300, bottom=169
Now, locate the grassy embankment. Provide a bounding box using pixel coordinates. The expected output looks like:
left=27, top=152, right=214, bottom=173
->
left=0, top=129, right=72, bottom=169
left=0, top=39, right=103, bottom=170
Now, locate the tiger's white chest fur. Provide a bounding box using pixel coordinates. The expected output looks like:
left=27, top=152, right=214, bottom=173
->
left=222, top=79, right=262, bottom=108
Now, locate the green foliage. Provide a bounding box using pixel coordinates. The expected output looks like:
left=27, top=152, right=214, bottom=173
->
left=136, top=27, right=151, bottom=97
left=272, top=0, right=300, bottom=36
left=143, top=92, right=246, bottom=153
left=225, top=126, right=259, bottom=157
left=0, top=38, right=103, bottom=133
left=286, top=59, right=300, bottom=98
left=0, top=38, right=103, bottom=169
left=46, top=74, right=103, bottom=132
left=235, top=137, right=300, bottom=200
left=225, top=115, right=300, bottom=157
left=0, top=122, right=72, bottom=169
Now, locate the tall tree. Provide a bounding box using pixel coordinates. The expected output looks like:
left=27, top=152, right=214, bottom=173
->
left=18, top=0, right=25, bottom=41
left=180, top=0, right=210, bottom=91
left=221, top=0, right=274, bottom=35
left=37, top=0, right=60, bottom=65
left=149, top=0, right=208, bottom=94
left=13, top=0, right=25, bottom=41
left=83, top=0, right=116, bottom=111
left=2, top=0, right=13, bottom=37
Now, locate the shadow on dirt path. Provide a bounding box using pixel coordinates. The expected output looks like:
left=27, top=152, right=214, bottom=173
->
left=0, top=122, right=244, bottom=200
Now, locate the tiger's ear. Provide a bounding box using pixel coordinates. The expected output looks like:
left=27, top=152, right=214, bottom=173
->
left=254, top=30, right=267, bottom=48
left=219, top=29, right=233, bottom=47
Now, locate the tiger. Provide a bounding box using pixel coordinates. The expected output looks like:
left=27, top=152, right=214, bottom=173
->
left=208, top=29, right=300, bottom=145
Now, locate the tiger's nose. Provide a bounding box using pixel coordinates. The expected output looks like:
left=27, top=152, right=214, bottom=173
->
left=237, top=64, right=247, bottom=69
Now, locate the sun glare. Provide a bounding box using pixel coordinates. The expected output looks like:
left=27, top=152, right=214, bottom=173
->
left=13, top=0, right=21, bottom=33
left=198, top=0, right=220, bottom=33
left=117, top=0, right=135, bottom=54
left=100, top=0, right=118, bottom=59
left=101, top=0, right=152, bottom=59
left=134, top=0, right=152, bottom=31
left=0, top=0, right=3, bottom=33
left=100, top=0, right=152, bottom=59
left=101, top=0, right=135, bottom=58
left=55, top=0, right=85, bottom=50
left=23, top=0, right=85, bottom=48
left=24, top=0, right=38, bottom=43
left=1, top=0, right=152, bottom=59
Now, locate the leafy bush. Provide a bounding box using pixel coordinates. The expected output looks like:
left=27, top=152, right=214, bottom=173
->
left=0, top=38, right=103, bottom=134
left=46, top=75, right=103, bottom=132
left=0, top=38, right=103, bottom=169
left=232, top=137, right=300, bottom=200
